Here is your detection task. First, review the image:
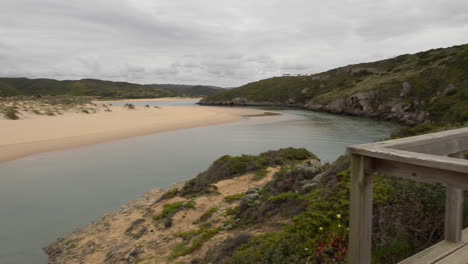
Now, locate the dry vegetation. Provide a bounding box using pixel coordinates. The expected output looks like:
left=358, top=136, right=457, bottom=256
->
left=0, top=96, right=99, bottom=120
left=0, top=96, right=150, bottom=120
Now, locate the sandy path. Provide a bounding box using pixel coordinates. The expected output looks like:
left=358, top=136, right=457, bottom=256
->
left=0, top=106, right=262, bottom=163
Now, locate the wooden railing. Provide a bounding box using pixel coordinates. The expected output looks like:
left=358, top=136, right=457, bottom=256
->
left=347, top=127, right=468, bottom=264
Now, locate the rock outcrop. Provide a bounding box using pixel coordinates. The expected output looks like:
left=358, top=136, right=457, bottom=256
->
left=200, top=88, right=431, bottom=126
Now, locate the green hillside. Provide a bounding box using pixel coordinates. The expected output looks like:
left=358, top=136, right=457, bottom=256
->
left=146, top=84, right=225, bottom=97
left=0, top=78, right=175, bottom=98
left=0, top=78, right=225, bottom=98
left=201, top=44, right=468, bottom=124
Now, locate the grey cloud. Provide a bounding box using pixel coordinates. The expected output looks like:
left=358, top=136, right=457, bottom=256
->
left=1, top=0, right=467, bottom=87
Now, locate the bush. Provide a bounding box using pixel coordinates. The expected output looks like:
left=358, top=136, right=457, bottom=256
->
left=3, top=106, right=19, bottom=120
left=224, top=194, right=245, bottom=203
left=171, top=228, right=221, bottom=258
left=207, top=162, right=448, bottom=264
left=194, top=207, right=218, bottom=224
left=124, top=103, right=135, bottom=110
left=180, top=148, right=316, bottom=197
left=157, top=188, right=180, bottom=202
left=153, top=200, right=196, bottom=228
left=204, top=233, right=253, bottom=263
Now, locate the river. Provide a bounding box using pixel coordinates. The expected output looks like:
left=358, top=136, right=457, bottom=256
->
left=0, top=100, right=402, bottom=263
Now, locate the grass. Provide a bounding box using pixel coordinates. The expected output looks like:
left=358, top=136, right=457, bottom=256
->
left=125, top=219, right=147, bottom=240
left=171, top=228, right=221, bottom=258
left=252, top=169, right=269, bottom=181
left=268, top=193, right=300, bottom=203
left=153, top=200, right=196, bottom=228
left=224, top=194, right=245, bottom=203
left=0, top=96, right=100, bottom=119
left=225, top=206, right=239, bottom=216
left=158, top=188, right=180, bottom=201
left=2, top=106, right=20, bottom=120
left=193, top=207, right=218, bottom=224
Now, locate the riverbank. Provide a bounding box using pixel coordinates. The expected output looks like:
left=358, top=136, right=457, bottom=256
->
left=44, top=149, right=321, bottom=264
left=0, top=105, right=263, bottom=163
left=97, top=97, right=202, bottom=103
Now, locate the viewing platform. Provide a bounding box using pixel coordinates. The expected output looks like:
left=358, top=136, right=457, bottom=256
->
left=347, top=127, right=468, bottom=264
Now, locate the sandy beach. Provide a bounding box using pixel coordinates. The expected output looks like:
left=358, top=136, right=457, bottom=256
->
left=0, top=105, right=262, bottom=163
left=96, top=97, right=202, bottom=103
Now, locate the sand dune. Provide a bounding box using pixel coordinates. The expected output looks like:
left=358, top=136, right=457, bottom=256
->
left=0, top=105, right=262, bottom=163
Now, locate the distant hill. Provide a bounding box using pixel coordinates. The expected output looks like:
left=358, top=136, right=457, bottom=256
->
left=146, top=84, right=225, bottom=97
left=0, top=78, right=175, bottom=98
left=0, top=78, right=225, bottom=98
left=201, top=44, right=468, bottom=125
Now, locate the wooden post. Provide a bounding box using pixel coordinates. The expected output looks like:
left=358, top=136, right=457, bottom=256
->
left=349, top=154, right=373, bottom=264
left=445, top=186, right=463, bottom=243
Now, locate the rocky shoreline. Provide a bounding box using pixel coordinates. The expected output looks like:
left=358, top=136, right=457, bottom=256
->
left=198, top=84, right=432, bottom=126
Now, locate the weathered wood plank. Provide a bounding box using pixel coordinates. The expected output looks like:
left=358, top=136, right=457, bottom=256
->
left=372, top=159, right=468, bottom=189
left=398, top=228, right=468, bottom=264
left=349, top=154, right=373, bottom=264
left=393, top=136, right=468, bottom=156
left=436, top=244, right=468, bottom=264
left=445, top=186, right=464, bottom=243
left=449, top=151, right=468, bottom=159
left=352, top=127, right=468, bottom=151
left=348, top=147, right=468, bottom=174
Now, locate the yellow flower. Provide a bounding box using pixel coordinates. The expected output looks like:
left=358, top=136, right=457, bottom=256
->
left=319, top=227, right=324, bottom=231
left=336, top=214, right=342, bottom=219
left=338, top=224, right=342, bottom=228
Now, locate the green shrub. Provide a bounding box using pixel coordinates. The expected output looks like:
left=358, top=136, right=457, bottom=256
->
left=153, top=200, right=196, bottom=228
left=225, top=206, right=239, bottom=216
left=171, top=228, right=221, bottom=258
left=252, top=169, right=268, bottom=181
left=180, top=148, right=316, bottom=197
left=194, top=207, right=218, bottom=224
left=209, top=163, right=447, bottom=264
left=224, top=194, right=245, bottom=203
left=269, top=193, right=300, bottom=203
left=158, top=189, right=180, bottom=201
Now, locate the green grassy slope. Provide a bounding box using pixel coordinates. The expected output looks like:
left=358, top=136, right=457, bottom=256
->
left=0, top=78, right=225, bottom=98
left=146, top=84, right=225, bottom=97
left=0, top=78, right=175, bottom=98
left=201, top=44, right=468, bottom=124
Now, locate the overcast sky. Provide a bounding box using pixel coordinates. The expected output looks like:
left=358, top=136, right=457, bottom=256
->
left=1, top=0, right=468, bottom=87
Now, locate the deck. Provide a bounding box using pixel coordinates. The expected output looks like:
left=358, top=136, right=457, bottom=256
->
left=347, top=127, right=468, bottom=264
left=398, top=228, right=468, bottom=264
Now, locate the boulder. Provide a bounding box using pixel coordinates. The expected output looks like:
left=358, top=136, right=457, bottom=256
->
left=400, top=82, right=411, bottom=97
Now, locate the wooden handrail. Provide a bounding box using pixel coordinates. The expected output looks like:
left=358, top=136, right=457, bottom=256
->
left=347, top=127, right=468, bottom=264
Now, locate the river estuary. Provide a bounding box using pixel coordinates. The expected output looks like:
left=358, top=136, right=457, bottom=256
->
left=0, top=100, right=402, bottom=263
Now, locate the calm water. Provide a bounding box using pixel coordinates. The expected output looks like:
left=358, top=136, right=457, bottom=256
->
left=0, top=100, right=402, bottom=264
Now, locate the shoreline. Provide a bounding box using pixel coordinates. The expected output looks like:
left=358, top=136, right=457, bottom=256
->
left=96, top=97, right=202, bottom=103
left=0, top=106, right=263, bottom=164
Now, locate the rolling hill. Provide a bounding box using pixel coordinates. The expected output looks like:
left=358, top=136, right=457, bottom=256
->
left=0, top=78, right=225, bottom=98
left=201, top=44, right=468, bottom=125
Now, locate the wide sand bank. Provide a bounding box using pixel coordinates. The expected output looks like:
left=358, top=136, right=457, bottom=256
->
left=0, top=106, right=262, bottom=163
